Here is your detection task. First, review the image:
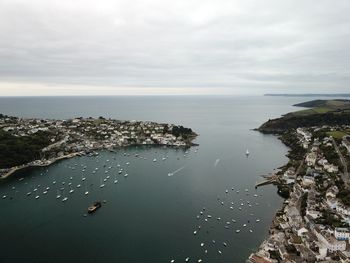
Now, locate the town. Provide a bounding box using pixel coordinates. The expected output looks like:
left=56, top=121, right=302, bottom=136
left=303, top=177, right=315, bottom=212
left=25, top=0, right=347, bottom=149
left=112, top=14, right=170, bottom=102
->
left=0, top=114, right=197, bottom=179
left=249, top=125, right=350, bottom=263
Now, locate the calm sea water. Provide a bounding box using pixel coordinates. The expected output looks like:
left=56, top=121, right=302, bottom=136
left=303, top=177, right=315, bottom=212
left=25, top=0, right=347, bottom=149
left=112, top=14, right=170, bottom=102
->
left=0, top=95, right=313, bottom=263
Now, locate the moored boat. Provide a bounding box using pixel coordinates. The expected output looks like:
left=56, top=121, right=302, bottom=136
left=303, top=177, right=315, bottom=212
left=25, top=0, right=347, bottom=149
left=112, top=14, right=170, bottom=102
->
left=88, top=201, right=102, bottom=214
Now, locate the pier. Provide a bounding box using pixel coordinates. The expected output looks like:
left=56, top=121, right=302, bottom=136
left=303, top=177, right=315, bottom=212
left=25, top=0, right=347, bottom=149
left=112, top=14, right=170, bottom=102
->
left=255, top=174, right=278, bottom=188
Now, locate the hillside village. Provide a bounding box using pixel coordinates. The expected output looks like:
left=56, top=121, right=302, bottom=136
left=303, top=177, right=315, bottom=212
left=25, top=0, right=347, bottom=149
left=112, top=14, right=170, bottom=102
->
left=249, top=125, right=350, bottom=263
left=0, top=114, right=197, bottom=178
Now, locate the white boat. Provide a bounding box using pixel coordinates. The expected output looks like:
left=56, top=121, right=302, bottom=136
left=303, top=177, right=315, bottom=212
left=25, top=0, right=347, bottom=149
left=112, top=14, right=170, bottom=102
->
left=246, top=149, right=250, bottom=156
left=185, top=258, right=189, bottom=262
left=235, top=229, right=240, bottom=233
left=62, top=197, right=68, bottom=202
left=35, top=195, right=40, bottom=199
left=153, top=158, right=157, bottom=162
left=77, top=184, right=81, bottom=188
left=85, top=191, right=89, bottom=195
left=124, top=174, right=128, bottom=177
left=27, top=192, right=32, bottom=196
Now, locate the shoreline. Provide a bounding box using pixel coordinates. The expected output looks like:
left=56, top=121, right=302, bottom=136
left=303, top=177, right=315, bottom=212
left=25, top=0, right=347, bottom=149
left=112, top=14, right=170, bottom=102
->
left=0, top=151, right=84, bottom=180
left=0, top=142, right=198, bottom=180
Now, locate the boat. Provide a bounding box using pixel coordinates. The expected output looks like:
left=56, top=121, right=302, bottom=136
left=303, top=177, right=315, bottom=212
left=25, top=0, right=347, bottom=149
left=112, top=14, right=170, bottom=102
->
left=88, top=201, right=102, bottom=214
left=62, top=197, right=68, bottom=202
left=153, top=158, right=157, bottom=162
left=236, top=229, right=240, bottom=233
left=246, top=149, right=250, bottom=156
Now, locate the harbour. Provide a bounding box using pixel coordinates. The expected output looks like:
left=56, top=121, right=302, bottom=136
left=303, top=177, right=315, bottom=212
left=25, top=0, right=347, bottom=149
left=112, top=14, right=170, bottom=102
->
left=0, top=95, right=302, bottom=262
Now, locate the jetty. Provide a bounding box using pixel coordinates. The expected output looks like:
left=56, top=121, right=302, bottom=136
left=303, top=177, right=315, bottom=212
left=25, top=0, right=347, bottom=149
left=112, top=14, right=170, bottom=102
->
left=255, top=174, right=278, bottom=188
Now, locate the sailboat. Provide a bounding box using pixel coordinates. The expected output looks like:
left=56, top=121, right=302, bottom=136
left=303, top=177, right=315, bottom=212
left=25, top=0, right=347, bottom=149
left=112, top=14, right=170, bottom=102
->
left=100, top=177, right=105, bottom=188
left=84, top=183, right=89, bottom=195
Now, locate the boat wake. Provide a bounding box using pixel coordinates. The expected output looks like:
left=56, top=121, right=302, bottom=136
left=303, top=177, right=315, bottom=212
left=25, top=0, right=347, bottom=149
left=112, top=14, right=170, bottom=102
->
left=168, top=166, right=185, bottom=176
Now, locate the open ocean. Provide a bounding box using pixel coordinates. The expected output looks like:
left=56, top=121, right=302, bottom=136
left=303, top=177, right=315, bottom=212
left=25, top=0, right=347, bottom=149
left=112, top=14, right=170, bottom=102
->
left=0, top=95, right=315, bottom=262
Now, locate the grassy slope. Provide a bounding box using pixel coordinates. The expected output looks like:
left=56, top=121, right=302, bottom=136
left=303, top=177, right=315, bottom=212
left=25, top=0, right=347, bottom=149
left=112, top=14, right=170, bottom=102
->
left=258, top=99, right=350, bottom=134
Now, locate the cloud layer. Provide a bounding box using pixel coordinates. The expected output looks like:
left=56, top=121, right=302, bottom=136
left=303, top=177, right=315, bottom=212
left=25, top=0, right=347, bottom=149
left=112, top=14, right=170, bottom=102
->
left=0, top=0, right=349, bottom=95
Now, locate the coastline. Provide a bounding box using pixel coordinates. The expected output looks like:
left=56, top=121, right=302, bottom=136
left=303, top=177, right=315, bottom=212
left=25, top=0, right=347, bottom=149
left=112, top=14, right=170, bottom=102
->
left=0, top=151, right=84, bottom=180
left=0, top=142, right=198, bottom=180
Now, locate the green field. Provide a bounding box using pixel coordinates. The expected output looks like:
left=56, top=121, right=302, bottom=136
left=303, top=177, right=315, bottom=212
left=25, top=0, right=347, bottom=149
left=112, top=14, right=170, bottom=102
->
left=327, top=131, right=348, bottom=139
left=291, top=107, right=332, bottom=116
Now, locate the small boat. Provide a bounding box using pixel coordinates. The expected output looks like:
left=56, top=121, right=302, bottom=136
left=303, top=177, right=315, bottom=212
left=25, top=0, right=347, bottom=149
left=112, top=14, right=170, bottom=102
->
left=124, top=174, right=128, bottom=177
left=35, top=195, right=40, bottom=199
left=185, top=258, right=189, bottom=262
left=153, top=159, right=157, bottom=162
left=62, top=197, right=68, bottom=202
left=85, top=191, right=89, bottom=195
left=246, top=149, right=250, bottom=156
left=223, top=242, right=227, bottom=247
left=200, top=243, right=204, bottom=247
left=88, top=201, right=102, bottom=214
left=236, top=229, right=240, bottom=233
left=77, top=184, right=81, bottom=188
left=27, top=192, right=32, bottom=196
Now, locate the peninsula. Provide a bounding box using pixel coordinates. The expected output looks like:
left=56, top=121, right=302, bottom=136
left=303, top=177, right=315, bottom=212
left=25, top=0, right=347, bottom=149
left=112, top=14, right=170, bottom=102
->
left=0, top=114, right=197, bottom=179
left=249, top=100, right=350, bottom=262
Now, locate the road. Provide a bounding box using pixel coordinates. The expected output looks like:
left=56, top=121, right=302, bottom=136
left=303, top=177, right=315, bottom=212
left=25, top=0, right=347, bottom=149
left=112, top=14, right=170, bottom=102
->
left=331, top=137, right=349, bottom=188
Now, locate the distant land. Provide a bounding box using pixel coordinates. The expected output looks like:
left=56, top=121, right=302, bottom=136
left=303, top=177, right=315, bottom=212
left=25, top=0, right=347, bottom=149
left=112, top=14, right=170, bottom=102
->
left=258, top=99, right=350, bottom=134
left=264, top=93, right=350, bottom=97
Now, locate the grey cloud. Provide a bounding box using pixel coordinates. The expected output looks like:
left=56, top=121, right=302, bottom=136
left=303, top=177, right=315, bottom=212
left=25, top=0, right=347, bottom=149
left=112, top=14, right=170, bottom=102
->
left=0, top=0, right=349, bottom=94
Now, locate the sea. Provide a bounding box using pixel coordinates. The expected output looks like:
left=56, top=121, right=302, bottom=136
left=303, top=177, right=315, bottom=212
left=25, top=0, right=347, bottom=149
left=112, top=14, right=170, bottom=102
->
left=0, top=95, right=316, bottom=263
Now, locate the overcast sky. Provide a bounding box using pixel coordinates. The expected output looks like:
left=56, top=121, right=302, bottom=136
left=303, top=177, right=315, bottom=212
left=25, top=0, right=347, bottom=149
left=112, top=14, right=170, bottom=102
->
left=0, top=0, right=349, bottom=96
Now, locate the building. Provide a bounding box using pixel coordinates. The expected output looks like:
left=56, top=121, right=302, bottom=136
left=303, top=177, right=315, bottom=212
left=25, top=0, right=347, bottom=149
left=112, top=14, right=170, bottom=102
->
left=335, top=228, right=350, bottom=241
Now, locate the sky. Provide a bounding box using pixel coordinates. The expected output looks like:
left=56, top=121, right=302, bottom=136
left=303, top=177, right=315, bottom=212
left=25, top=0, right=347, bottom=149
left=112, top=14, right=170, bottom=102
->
left=0, top=0, right=349, bottom=96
